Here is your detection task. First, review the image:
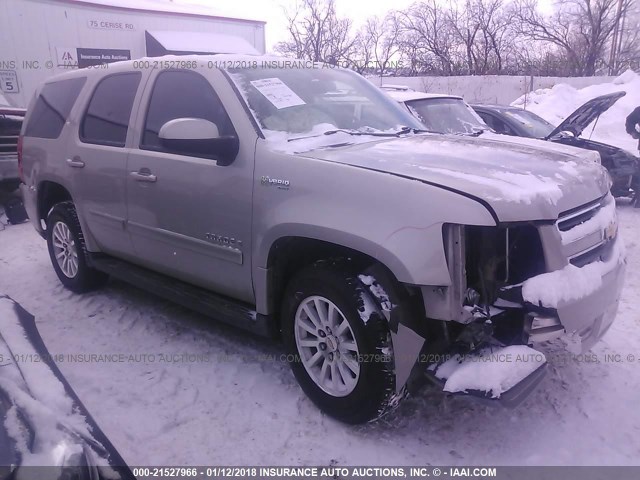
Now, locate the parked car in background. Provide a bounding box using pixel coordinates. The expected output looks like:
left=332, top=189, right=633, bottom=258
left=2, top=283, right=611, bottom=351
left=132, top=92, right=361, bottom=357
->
left=19, top=57, right=625, bottom=423
left=0, top=296, right=134, bottom=479
left=0, top=104, right=25, bottom=193
left=383, top=85, right=604, bottom=167
left=382, top=85, right=488, bottom=135
left=472, top=92, right=639, bottom=205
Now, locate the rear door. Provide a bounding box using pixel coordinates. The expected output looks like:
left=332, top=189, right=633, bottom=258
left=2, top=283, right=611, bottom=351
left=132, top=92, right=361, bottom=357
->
left=21, top=77, right=87, bottom=231
left=126, top=68, right=255, bottom=303
left=67, top=71, right=145, bottom=258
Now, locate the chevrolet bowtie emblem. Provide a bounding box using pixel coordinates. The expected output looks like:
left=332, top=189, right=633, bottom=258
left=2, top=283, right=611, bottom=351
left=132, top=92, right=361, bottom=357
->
left=604, top=219, right=618, bottom=241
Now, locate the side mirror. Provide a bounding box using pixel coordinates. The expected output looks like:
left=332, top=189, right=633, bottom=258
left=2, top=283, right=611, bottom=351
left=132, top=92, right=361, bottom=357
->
left=158, top=118, right=239, bottom=166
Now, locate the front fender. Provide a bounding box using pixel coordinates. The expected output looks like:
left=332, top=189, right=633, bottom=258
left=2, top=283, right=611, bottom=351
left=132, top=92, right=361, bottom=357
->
left=252, top=146, right=496, bottom=306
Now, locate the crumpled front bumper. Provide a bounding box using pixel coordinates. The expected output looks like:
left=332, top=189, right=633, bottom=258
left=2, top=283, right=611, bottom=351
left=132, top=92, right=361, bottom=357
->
left=554, top=245, right=625, bottom=351
left=510, top=201, right=626, bottom=352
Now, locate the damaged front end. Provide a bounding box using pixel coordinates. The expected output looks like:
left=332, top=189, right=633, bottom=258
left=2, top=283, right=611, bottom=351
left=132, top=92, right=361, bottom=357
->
left=397, top=193, right=625, bottom=406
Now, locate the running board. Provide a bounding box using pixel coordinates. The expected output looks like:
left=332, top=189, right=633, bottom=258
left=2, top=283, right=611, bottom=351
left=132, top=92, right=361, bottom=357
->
left=88, top=254, right=273, bottom=338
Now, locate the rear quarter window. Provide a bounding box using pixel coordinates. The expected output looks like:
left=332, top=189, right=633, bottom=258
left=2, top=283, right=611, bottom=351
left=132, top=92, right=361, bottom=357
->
left=24, top=77, right=86, bottom=139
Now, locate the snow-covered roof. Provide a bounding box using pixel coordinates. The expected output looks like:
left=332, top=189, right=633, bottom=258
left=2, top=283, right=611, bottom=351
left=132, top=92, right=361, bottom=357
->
left=385, top=90, right=462, bottom=103
left=380, top=84, right=413, bottom=91
left=54, top=0, right=265, bottom=24
left=146, top=31, right=259, bottom=55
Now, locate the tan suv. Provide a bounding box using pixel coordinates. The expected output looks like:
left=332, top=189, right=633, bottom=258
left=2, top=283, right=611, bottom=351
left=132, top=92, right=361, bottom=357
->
left=19, top=55, right=625, bottom=423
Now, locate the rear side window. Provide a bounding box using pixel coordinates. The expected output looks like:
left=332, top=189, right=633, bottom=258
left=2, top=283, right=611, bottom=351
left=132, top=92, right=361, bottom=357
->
left=141, top=70, right=234, bottom=152
left=81, top=72, right=141, bottom=147
left=25, top=77, right=86, bottom=139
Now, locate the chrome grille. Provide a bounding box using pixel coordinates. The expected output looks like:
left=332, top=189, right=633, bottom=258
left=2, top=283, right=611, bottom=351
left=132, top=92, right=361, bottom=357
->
left=556, top=194, right=615, bottom=267
left=557, top=196, right=604, bottom=232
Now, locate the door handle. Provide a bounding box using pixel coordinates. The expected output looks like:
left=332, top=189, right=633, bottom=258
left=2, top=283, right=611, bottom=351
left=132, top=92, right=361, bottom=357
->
left=130, top=170, right=157, bottom=183
left=66, top=158, right=85, bottom=168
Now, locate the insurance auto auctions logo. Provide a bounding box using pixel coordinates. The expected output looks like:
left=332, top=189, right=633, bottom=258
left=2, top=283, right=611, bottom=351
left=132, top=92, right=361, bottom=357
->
left=261, top=176, right=290, bottom=189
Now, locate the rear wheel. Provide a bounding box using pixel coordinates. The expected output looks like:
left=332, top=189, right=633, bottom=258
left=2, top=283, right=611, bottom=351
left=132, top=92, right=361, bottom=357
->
left=46, top=202, right=108, bottom=293
left=282, top=261, right=400, bottom=424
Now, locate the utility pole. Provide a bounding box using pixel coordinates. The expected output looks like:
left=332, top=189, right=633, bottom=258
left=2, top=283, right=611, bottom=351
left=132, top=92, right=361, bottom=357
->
left=609, top=0, right=625, bottom=75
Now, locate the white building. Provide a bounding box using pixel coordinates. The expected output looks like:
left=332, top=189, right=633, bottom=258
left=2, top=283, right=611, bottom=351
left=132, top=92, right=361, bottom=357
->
left=0, top=0, right=266, bottom=107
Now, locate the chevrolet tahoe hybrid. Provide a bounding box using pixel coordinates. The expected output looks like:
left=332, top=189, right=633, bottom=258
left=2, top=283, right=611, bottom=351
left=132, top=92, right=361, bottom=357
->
left=19, top=56, right=625, bottom=423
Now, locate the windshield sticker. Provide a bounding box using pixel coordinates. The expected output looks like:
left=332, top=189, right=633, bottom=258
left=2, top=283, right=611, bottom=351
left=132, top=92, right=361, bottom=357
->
left=250, top=78, right=306, bottom=109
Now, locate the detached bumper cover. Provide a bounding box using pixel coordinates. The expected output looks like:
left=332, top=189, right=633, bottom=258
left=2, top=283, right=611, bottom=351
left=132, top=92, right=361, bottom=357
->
left=426, top=344, right=548, bottom=408
left=520, top=236, right=626, bottom=352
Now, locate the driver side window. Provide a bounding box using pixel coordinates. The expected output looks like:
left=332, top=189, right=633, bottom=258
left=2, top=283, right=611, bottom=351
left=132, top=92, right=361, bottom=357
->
left=481, top=113, right=515, bottom=136
left=141, top=70, right=235, bottom=153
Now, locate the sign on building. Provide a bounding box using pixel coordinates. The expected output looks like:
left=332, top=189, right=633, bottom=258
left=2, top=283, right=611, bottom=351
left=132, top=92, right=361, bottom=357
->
left=76, top=48, right=131, bottom=68
left=0, top=70, right=19, bottom=93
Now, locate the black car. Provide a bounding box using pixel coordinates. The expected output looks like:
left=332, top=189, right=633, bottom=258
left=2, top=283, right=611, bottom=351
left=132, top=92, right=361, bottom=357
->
left=0, top=105, right=25, bottom=194
left=473, top=92, right=639, bottom=204
left=0, top=296, right=135, bottom=480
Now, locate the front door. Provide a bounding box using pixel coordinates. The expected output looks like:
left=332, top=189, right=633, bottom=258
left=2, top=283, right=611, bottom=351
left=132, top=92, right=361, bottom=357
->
left=125, top=69, right=254, bottom=303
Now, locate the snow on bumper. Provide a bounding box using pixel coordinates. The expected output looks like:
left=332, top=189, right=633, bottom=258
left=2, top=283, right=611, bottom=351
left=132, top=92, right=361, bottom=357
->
left=438, top=345, right=546, bottom=398
left=521, top=208, right=626, bottom=352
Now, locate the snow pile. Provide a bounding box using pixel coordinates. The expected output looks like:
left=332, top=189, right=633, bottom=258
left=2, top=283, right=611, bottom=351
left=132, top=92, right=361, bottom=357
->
left=512, top=69, right=640, bottom=154
left=437, top=345, right=547, bottom=398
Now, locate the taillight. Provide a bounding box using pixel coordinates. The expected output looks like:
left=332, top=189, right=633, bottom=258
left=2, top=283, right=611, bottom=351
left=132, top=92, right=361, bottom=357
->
left=17, top=134, right=24, bottom=182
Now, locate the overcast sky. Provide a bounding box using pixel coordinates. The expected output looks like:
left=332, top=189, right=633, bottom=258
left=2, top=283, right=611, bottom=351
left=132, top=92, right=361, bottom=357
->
left=171, top=0, right=553, bottom=52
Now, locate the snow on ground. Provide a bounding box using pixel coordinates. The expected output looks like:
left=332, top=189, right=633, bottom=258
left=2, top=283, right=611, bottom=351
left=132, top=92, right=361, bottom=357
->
left=0, top=203, right=640, bottom=466
left=512, top=69, right=640, bottom=154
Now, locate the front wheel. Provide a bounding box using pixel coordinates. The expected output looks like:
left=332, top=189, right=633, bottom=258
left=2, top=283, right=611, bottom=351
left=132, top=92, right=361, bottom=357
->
left=282, top=261, right=400, bottom=424
left=46, top=202, right=108, bottom=293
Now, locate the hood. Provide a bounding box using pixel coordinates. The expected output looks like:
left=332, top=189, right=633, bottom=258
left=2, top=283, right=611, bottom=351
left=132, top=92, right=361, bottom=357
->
left=0, top=296, right=135, bottom=479
left=301, top=134, right=610, bottom=223
left=545, top=91, right=626, bottom=140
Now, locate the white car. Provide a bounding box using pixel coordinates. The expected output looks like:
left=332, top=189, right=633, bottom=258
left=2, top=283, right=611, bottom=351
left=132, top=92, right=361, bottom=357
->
left=381, top=85, right=489, bottom=136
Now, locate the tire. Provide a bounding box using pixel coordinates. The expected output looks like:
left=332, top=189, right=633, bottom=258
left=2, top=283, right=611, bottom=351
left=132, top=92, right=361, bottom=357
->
left=281, top=260, right=400, bottom=424
left=46, top=201, right=108, bottom=293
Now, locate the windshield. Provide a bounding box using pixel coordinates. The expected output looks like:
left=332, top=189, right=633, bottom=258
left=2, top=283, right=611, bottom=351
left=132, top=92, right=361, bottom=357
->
left=227, top=66, right=422, bottom=139
left=405, top=97, right=487, bottom=134
left=501, top=108, right=555, bottom=139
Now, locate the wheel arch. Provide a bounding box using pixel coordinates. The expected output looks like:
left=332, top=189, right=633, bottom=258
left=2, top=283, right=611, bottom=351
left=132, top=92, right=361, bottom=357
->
left=38, top=180, right=73, bottom=223
left=256, top=230, right=416, bottom=333
left=37, top=180, right=99, bottom=251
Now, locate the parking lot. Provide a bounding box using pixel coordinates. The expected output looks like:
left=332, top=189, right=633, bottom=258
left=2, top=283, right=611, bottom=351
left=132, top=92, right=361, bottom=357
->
left=1, top=200, right=639, bottom=466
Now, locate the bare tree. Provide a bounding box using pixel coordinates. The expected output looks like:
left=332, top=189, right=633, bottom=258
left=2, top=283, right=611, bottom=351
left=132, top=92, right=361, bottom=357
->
left=447, top=0, right=481, bottom=74
left=474, top=0, right=512, bottom=73
left=274, top=0, right=357, bottom=65
left=350, top=26, right=375, bottom=74
left=398, top=0, right=457, bottom=74
left=609, top=0, right=640, bottom=73
left=274, top=0, right=636, bottom=77
left=361, top=12, right=403, bottom=75
left=512, top=0, right=631, bottom=75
